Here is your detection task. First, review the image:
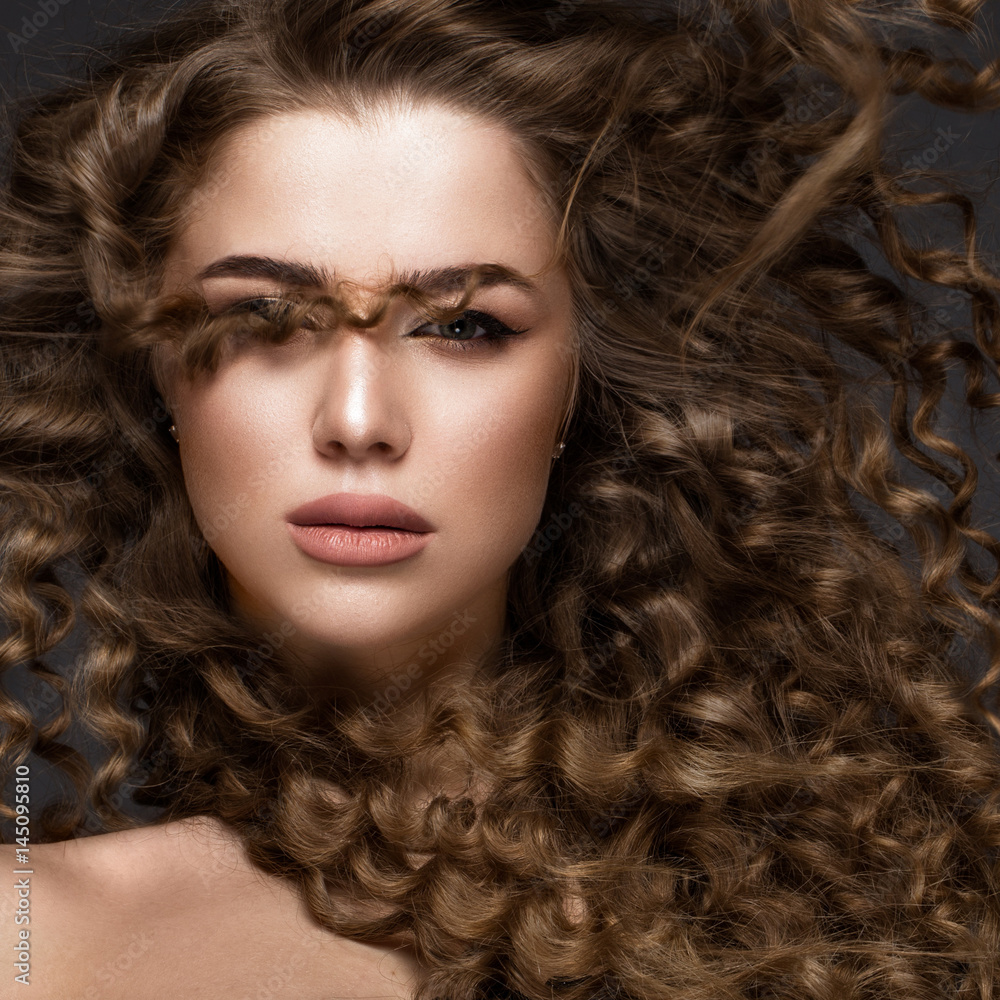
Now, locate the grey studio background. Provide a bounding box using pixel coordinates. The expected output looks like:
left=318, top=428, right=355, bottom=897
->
left=0, top=0, right=998, bottom=835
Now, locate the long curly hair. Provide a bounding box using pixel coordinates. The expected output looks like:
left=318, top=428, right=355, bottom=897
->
left=2, top=0, right=1000, bottom=997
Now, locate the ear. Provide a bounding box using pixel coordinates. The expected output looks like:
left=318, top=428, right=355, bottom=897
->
left=150, top=342, right=181, bottom=409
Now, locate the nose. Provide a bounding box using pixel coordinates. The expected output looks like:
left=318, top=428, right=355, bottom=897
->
left=311, top=329, right=411, bottom=462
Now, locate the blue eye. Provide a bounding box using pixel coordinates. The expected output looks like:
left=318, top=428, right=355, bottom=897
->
left=410, top=310, right=529, bottom=351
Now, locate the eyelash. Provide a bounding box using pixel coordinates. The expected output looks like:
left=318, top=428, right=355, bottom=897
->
left=221, top=298, right=529, bottom=353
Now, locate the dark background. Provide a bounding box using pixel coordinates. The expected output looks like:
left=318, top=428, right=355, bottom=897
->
left=1, top=0, right=168, bottom=98
left=0, top=0, right=998, bottom=831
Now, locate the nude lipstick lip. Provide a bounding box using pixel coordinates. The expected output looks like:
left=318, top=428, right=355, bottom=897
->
left=285, top=492, right=433, bottom=567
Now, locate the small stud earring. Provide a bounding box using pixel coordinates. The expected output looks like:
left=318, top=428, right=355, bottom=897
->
left=168, top=423, right=179, bottom=443
left=552, top=440, right=566, bottom=460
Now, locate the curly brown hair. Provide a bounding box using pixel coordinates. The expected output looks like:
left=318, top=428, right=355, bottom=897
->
left=2, top=0, right=1000, bottom=997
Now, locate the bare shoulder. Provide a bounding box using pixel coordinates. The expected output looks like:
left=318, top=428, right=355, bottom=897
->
left=40, top=814, right=256, bottom=899
left=2, top=816, right=419, bottom=999
left=9, top=813, right=246, bottom=889
left=2, top=816, right=257, bottom=999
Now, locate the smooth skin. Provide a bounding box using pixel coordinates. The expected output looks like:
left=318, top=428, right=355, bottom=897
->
left=9, top=101, right=577, bottom=997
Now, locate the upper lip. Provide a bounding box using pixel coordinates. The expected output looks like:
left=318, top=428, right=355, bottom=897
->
left=286, top=492, right=434, bottom=532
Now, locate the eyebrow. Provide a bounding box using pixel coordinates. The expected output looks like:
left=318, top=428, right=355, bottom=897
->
left=195, top=255, right=542, bottom=296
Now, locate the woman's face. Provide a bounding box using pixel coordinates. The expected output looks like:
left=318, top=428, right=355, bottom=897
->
left=157, top=102, right=575, bottom=697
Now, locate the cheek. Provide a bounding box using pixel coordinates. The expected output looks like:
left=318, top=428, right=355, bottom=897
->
left=175, top=377, right=280, bottom=540
left=424, top=359, right=564, bottom=550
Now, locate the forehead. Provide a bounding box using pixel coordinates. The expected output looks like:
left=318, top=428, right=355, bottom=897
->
left=165, top=104, right=560, bottom=288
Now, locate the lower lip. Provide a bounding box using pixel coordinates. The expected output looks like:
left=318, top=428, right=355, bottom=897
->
left=287, top=523, right=432, bottom=566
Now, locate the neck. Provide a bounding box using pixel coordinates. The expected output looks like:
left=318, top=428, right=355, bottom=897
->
left=228, top=575, right=508, bottom=710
